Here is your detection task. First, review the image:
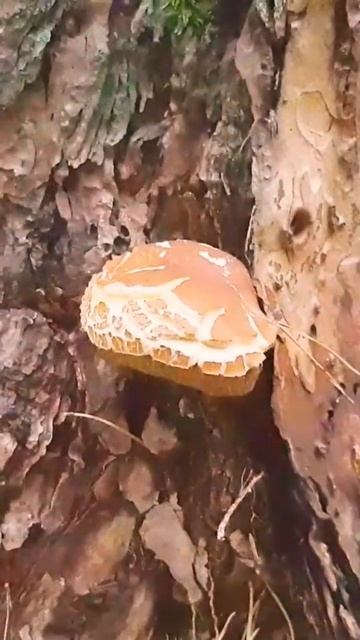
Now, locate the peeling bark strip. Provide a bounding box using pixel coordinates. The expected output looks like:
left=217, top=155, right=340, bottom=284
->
left=244, top=0, right=360, bottom=635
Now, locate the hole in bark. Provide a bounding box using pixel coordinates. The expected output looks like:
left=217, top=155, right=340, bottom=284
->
left=290, top=208, right=312, bottom=236
left=310, top=323, right=317, bottom=337
left=120, top=224, right=130, bottom=238
left=89, top=223, right=98, bottom=237
left=113, top=235, right=128, bottom=254
left=27, top=523, right=44, bottom=543
left=353, top=382, right=360, bottom=396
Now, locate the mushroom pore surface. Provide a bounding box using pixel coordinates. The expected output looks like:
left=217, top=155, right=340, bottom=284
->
left=80, top=240, right=276, bottom=396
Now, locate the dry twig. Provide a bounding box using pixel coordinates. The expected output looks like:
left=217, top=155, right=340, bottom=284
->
left=64, top=411, right=151, bottom=451
left=241, top=583, right=261, bottom=640
left=248, top=534, right=296, bottom=640
left=216, top=612, right=236, bottom=640
left=217, top=471, right=264, bottom=541
left=208, top=569, right=220, bottom=637
left=2, top=584, right=11, bottom=640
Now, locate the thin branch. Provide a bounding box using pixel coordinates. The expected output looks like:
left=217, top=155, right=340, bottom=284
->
left=217, top=471, right=264, bottom=541
left=265, top=582, right=295, bottom=640
left=216, top=612, right=236, bottom=640
left=279, top=326, right=354, bottom=404
left=278, top=321, right=360, bottom=377
left=241, top=583, right=260, bottom=640
left=243, top=302, right=360, bottom=398
left=248, top=535, right=296, bottom=640
left=3, top=583, right=11, bottom=640
left=191, top=601, right=197, bottom=640
left=64, top=411, right=151, bottom=451
left=255, top=302, right=360, bottom=380
left=208, top=569, right=220, bottom=637
left=245, top=204, right=256, bottom=264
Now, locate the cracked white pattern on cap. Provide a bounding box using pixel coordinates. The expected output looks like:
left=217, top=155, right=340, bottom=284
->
left=80, top=240, right=276, bottom=380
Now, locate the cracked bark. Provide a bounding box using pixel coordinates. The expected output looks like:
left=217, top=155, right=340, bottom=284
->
left=0, top=1, right=359, bottom=639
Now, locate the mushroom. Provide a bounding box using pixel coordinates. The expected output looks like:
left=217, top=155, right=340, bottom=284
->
left=80, top=240, right=276, bottom=396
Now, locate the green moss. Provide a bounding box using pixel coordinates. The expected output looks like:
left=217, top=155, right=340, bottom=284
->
left=144, top=0, right=214, bottom=38
left=0, top=0, right=69, bottom=107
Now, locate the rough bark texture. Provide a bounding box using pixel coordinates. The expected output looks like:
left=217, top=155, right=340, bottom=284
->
left=247, top=1, right=360, bottom=636
left=0, top=1, right=359, bottom=639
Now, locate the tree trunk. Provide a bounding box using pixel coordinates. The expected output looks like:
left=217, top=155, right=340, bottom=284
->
left=0, top=1, right=359, bottom=638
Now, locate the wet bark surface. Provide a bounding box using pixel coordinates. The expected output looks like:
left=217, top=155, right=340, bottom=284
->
left=0, top=1, right=360, bottom=638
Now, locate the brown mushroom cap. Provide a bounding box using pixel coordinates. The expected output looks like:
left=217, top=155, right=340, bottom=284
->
left=80, top=240, right=276, bottom=396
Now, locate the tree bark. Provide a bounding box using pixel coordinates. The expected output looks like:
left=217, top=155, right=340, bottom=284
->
left=0, top=1, right=359, bottom=639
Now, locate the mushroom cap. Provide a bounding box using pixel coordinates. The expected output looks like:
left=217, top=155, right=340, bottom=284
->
left=80, top=240, right=276, bottom=396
